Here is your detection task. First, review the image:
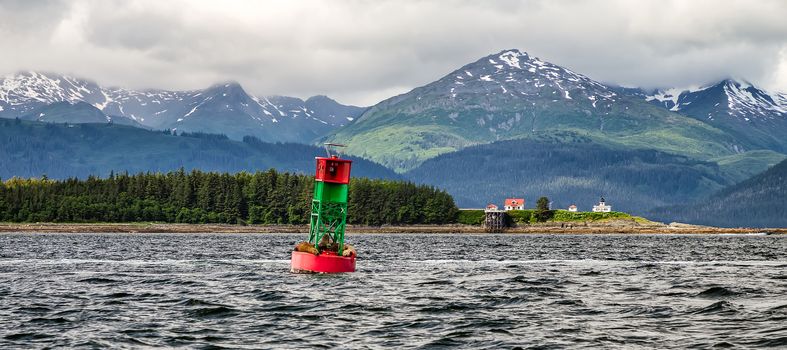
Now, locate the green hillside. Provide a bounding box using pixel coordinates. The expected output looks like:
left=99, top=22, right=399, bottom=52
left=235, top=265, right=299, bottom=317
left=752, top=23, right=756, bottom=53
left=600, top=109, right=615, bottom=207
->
left=710, top=150, right=787, bottom=183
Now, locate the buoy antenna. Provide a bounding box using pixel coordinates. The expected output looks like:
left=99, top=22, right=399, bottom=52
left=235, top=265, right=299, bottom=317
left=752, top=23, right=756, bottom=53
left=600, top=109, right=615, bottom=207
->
left=324, top=143, right=347, bottom=157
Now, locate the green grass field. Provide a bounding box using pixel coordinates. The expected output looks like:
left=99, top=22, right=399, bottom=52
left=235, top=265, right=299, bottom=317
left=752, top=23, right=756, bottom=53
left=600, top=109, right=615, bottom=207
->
left=457, top=209, right=649, bottom=225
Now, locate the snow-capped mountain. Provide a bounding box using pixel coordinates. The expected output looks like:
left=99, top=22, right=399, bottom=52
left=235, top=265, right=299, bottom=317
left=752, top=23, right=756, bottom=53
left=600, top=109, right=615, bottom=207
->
left=329, top=49, right=740, bottom=171
left=637, top=79, right=787, bottom=152
left=643, top=79, right=787, bottom=121
left=446, top=49, right=620, bottom=106
left=363, top=49, right=621, bottom=118
left=0, top=71, right=108, bottom=117
left=0, top=71, right=366, bottom=143
left=268, top=95, right=363, bottom=126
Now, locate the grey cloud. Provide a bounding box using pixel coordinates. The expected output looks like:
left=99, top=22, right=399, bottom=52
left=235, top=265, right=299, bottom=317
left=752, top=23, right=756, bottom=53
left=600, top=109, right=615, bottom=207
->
left=86, top=12, right=181, bottom=51
left=0, top=0, right=70, bottom=39
left=0, top=0, right=786, bottom=105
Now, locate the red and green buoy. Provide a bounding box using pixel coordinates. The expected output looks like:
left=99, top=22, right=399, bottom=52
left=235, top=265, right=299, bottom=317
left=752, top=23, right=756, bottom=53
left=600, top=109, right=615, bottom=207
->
left=290, top=143, right=357, bottom=273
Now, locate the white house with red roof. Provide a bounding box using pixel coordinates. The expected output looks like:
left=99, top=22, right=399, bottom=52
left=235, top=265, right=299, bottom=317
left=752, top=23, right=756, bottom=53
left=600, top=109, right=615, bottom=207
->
left=504, top=198, right=525, bottom=211
left=568, top=204, right=578, bottom=212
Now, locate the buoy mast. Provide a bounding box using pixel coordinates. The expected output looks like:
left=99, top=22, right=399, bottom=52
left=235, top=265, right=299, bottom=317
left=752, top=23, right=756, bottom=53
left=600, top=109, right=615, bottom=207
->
left=309, top=143, right=352, bottom=255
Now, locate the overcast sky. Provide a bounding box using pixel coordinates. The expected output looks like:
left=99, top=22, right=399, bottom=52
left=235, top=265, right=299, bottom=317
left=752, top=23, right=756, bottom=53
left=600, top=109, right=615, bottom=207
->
left=2, top=0, right=786, bottom=106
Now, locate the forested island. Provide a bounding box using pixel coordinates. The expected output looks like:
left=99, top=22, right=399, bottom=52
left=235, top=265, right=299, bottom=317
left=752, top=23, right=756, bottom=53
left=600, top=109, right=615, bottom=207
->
left=0, top=169, right=639, bottom=227
left=0, top=169, right=457, bottom=225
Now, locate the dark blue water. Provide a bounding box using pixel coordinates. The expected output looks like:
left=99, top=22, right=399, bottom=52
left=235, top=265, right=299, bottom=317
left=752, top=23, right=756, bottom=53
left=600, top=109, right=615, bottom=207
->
left=0, top=233, right=785, bottom=349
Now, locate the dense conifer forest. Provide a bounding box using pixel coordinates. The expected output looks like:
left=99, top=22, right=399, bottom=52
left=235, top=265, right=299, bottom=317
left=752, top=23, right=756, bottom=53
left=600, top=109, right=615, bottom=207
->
left=0, top=170, right=458, bottom=225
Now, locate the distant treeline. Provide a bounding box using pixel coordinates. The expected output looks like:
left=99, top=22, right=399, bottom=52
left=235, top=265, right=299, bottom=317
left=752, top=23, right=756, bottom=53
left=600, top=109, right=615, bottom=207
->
left=0, top=170, right=458, bottom=225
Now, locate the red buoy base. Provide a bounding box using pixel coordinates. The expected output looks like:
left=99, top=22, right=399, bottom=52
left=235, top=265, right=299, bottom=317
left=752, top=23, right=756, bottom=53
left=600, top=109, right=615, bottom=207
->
left=291, top=251, right=356, bottom=273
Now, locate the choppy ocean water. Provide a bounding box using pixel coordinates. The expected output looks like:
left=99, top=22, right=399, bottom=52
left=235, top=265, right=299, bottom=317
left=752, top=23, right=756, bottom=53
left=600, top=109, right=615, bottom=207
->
left=0, top=233, right=785, bottom=349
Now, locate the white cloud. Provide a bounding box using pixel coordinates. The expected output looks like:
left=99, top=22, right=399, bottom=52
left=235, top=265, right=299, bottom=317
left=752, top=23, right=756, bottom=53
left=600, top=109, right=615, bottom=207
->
left=769, top=47, right=787, bottom=94
left=1, top=0, right=786, bottom=105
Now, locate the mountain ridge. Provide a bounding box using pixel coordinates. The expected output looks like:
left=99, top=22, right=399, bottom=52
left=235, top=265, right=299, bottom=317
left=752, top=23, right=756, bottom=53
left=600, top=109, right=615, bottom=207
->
left=326, top=49, right=749, bottom=172
left=0, top=71, right=366, bottom=143
left=624, top=78, right=787, bottom=153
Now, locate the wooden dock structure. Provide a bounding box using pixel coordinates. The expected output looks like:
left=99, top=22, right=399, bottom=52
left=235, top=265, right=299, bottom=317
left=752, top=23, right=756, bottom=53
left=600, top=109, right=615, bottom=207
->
left=484, top=209, right=506, bottom=233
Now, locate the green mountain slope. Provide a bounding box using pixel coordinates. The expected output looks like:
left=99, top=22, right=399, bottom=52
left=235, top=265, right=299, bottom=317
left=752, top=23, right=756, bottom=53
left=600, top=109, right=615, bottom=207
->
left=711, top=150, right=787, bottom=183
left=0, top=118, right=399, bottom=181
left=651, top=158, right=787, bottom=228
left=328, top=49, right=742, bottom=172
left=404, top=138, right=731, bottom=214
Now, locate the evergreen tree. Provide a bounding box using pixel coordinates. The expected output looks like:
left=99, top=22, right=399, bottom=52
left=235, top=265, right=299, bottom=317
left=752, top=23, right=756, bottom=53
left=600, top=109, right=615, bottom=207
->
left=537, top=197, right=550, bottom=211
left=534, top=196, right=553, bottom=222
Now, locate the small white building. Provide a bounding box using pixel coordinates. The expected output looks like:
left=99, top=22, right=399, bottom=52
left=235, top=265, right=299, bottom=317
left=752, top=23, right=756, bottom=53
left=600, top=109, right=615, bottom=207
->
left=592, top=197, right=612, bottom=212
left=485, top=204, right=501, bottom=212
left=568, top=204, right=578, bottom=212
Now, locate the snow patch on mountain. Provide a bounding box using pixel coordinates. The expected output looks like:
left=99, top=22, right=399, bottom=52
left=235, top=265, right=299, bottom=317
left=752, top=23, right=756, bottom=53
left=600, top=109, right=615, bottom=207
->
left=724, top=80, right=787, bottom=116
left=499, top=51, right=521, bottom=69
left=646, top=87, right=691, bottom=111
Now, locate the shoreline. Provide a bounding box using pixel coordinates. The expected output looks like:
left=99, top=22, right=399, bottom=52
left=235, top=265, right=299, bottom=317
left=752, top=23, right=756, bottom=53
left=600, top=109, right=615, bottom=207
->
left=0, top=222, right=784, bottom=234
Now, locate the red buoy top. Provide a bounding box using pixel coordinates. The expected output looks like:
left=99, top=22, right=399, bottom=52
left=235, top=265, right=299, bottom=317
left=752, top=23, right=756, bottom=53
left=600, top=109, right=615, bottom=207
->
left=315, top=156, right=352, bottom=184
